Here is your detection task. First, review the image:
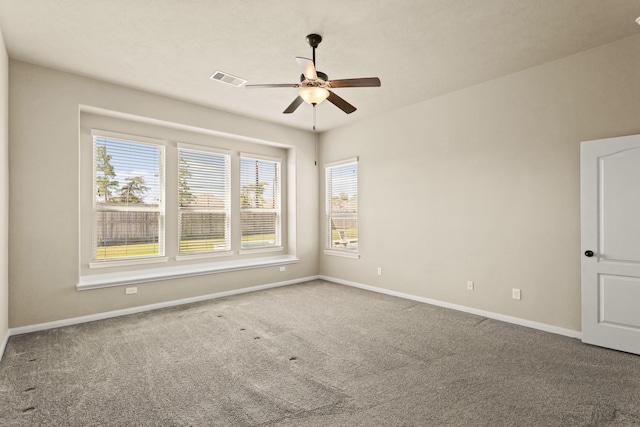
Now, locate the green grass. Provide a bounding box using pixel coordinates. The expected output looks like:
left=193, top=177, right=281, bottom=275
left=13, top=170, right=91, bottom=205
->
left=180, top=237, right=226, bottom=253
left=96, top=242, right=160, bottom=259
left=330, top=228, right=358, bottom=250
left=241, top=233, right=276, bottom=242
left=96, top=234, right=278, bottom=259
left=330, top=229, right=358, bottom=241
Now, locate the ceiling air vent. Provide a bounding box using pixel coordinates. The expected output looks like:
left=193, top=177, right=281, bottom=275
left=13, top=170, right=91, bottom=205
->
left=210, top=71, right=247, bottom=87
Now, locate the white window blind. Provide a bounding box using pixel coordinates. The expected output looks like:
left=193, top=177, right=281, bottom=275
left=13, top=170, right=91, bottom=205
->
left=93, top=134, right=165, bottom=261
left=178, top=146, right=231, bottom=254
left=326, top=159, right=358, bottom=251
left=240, top=155, right=281, bottom=249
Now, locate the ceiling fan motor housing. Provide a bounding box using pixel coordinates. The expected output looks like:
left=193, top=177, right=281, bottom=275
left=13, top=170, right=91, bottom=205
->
left=300, top=71, right=328, bottom=85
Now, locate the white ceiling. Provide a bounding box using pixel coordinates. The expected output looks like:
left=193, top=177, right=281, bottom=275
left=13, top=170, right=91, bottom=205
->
left=0, top=0, right=639, bottom=132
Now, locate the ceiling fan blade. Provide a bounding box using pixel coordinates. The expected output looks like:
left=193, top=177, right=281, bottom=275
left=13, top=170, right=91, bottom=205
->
left=283, top=96, right=304, bottom=114
left=246, top=83, right=300, bottom=88
left=327, top=90, right=357, bottom=114
left=295, top=57, right=318, bottom=80
left=327, top=77, right=381, bottom=88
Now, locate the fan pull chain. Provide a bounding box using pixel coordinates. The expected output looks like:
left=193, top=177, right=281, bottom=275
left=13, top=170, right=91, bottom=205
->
left=313, top=105, right=317, bottom=165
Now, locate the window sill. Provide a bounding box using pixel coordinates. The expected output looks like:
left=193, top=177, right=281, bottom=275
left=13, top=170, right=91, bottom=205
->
left=89, top=256, right=169, bottom=269
left=175, top=251, right=234, bottom=261
left=238, top=246, right=283, bottom=255
left=78, top=254, right=299, bottom=291
left=323, top=249, right=360, bottom=259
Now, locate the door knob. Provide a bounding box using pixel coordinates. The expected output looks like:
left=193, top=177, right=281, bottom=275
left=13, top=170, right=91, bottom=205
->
left=584, top=250, right=594, bottom=257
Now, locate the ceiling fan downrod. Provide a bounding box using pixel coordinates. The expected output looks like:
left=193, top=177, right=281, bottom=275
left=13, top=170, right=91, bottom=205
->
left=306, top=34, right=322, bottom=66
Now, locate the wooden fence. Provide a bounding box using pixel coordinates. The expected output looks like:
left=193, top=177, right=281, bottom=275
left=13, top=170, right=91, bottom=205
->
left=179, top=212, right=228, bottom=240
left=95, top=209, right=277, bottom=245
left=330, top=218, right=358, bottom=231
left=95, top=210, right=160, bottom=246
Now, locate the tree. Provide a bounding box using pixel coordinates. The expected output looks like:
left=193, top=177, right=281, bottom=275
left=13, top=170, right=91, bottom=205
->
left=178, top=157, right=193, bottom=206
left=95, top=145, right=118, bottom=202
left=331, top=192, right=350, bottom=210
left=241, top=182, right=268, bottom=208
left=115, top=176, right=149, bottom=204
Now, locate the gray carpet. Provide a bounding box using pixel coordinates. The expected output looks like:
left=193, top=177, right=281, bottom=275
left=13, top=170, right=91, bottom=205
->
left=1, top=280, right=640, bottom=426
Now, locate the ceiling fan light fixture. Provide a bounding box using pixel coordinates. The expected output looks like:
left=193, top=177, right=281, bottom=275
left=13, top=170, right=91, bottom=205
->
left=245, top=34, right=379, bottom=117
left=299, top=86, right=329, bottom=105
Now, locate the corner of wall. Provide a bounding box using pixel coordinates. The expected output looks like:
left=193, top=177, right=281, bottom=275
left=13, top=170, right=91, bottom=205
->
left=0, top=26, right=10, bottom=361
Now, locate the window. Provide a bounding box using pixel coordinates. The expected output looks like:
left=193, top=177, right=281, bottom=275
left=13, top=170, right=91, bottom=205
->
left=326, top=158, right=358, bottom=252
left=93, top=132, right=165, bottom=262
left=240, top=154, right=281, bottom=250
left=81, top=115, right=295, bottom=289
left=178, top=145, right=231, bottom=255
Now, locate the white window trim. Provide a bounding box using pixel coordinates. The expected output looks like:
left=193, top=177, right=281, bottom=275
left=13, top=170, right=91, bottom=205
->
left=238, top=246, right=284, bottom=255
left=239, top=152, right=281, bottom=163
left=92, top=130, right=167, bottom=265
left=323, top=249, right=360, bottom=259
left=325, top=157, right=359, bottom=256
left=90, top=256, right=169, bottom=269
left=177, top=142, right=232, bottom=156
left=92, top=129, right=166, bottom=147
left=78, top=255, right=299, bottom=290
left=175, top=251, right=234, bottom=261
left=177, top=143, right=232, bottom=256
left=325, top=156, right=358, bottom=168
left=80, top=108, right=296, bottom=285
left=239, top=153, right=282, bottom=251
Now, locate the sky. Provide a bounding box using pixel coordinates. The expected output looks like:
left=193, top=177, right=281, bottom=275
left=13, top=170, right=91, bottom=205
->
left=95, top=137, right=162, bottom=204
left=95, top=138, right=280, bottom=206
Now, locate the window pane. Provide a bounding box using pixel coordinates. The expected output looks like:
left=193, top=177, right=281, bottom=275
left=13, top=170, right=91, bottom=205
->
left=240, top=157, right=280, bottom=249
left=94, top=136, right=164, bottom=261
left=95, top=138, right=162, bottom=205
left=329, top=215, right=358, bottom=250
left=95, top=211, right=161, bottom=258
left=179, top=212, right=229, bottom=252
left=327, top=161, right=358, bottom=251
left=241, top=211, right=277, bottom=248
left=178, top=148, right=230, bottom=254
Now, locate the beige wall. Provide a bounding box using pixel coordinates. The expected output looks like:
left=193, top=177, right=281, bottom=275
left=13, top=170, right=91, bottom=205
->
left=319, top=34, right=640, bottom=332
left=8, top=61, right=318, bottom=328
left=0, top=29, right=8, bottom=343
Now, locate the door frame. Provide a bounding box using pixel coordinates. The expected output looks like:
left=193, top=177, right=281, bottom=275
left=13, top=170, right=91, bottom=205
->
left=581, top=134, right=640, bottom=355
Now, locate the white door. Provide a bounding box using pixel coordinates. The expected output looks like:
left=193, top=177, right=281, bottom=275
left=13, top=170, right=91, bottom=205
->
left=581, top=134, right=640, bottom=355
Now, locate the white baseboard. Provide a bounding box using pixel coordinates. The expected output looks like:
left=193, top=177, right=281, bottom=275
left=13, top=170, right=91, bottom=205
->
left=9, top=275, right=320, bottom=337
left=319, top=275, right=582, bottom=339
left=0, top=328, right=9, bottom=362
left=8, top=274, right=580, bottom=341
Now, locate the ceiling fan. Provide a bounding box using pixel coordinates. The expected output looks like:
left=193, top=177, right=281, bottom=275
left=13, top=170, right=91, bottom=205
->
left=246, top=34, right=381, bottom=115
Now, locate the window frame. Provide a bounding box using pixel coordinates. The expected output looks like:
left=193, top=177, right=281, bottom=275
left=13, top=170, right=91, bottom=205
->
left=90, top=130, right=167, bottom=268
left=324, top=157, right=359, bottom=259
left=79, top=111, right=295, bottom=290
left=176, top=143, right=232, bottom=259
left=238, top=152, right=283, bottom=254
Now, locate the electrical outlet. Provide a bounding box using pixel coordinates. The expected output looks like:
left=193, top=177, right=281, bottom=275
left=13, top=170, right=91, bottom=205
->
left=279, top=266, right=286, bottom=272
left=125, top=287, right=137, bottom=295
left=512, top=288, right=521, bottom=300
left=466, top=281, right=474, bottom=291
left=377, top=267, right=382, bottom=276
